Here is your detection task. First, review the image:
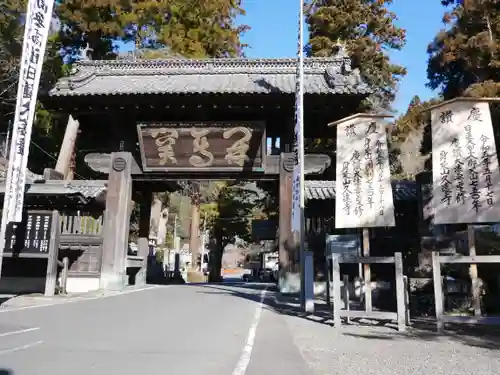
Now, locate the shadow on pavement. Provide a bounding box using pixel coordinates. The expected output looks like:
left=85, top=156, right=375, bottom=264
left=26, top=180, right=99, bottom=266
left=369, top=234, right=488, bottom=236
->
left=195, top=283, right=336, bottom=327
left=0, top=294, right=24, bottom=306
left=0, top=370, right=13, bottom=374
left=195, top=282, right=500, bottom=350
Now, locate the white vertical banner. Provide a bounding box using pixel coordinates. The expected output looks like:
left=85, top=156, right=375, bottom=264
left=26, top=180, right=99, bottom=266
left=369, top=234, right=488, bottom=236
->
left=0, top=0, right=55, bottom=250
left=431, top=99, right=500, bottom=224
left=334, top=115, right=395, bottom=229
left=291, top=0, right=305, bottom=233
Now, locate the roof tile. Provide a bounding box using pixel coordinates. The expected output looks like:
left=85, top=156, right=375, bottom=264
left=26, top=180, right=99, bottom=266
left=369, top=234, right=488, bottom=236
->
left=305, top=180, right=417, bottom=201
left=50, top=57, right=372, bottom=97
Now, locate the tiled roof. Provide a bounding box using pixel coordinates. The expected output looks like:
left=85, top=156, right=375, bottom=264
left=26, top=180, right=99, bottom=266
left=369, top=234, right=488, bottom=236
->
left=0, top=157, right=42, bottom=183
left=0, top=180, right=107, bottom=202
left=305, top=180, right=417, bottom=201
left=49, top=55, right=372, bottom=97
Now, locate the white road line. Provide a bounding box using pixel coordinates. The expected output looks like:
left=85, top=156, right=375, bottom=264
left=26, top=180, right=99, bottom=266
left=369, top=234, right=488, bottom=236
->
left=0, top=327, right=40, bottom=337
left=0, top=285, right=165, bottom=314
left=232, top=288, right=268, bottom=375
left=0, top=340, right=43, bottom=355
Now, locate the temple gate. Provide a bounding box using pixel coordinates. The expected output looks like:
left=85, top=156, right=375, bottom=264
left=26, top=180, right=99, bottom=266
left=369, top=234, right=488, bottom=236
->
left=41, top=52, right=371, bottom=292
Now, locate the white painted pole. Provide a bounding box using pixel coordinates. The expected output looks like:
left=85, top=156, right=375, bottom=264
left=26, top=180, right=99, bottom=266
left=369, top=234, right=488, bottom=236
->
left=0, top=0, right=56, bottom=277
left=292, top=0, right=313, bottom=312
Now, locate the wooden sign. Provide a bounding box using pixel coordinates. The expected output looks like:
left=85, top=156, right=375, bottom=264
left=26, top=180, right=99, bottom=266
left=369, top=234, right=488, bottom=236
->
left=331, top=114, right=395, bottom=229
left=137, top=122, right=266, bottom=172
left=430, top=99, right=500, bottom=224
left=252, top=219, right=278, bottom=241
left=3, top=210, right=53, bottom=256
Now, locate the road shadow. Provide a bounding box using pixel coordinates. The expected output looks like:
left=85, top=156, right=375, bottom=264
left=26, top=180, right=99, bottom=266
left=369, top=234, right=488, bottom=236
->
left=195, top=283, right=339, bottom=327
left=0, top=370, right=13, bottom=374
left=195, top=282, right=500, bottom=350
left=0, top=294, right=24, bottom=307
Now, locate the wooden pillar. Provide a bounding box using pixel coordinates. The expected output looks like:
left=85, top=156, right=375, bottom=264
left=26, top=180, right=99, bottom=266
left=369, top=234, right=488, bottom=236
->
left=467, top=225, right=481, bottom=316
left=55, top=114, right=79, bottom=179
left=44, top=210, right=61, bottom=297
left=278, top=152, right=299, bottom=293
left=394, top=252, right=406, bottom=332
left=136, top=190, right=153, bottom=286
left=362, top=228, right=372, bottom=311
left=189, top=197, right=200, bottom=270
left=100, top=152, right=133, bottom=290
left=332, top=254, right=342, bottom=328
left=432, top=251, right=445, bottom=333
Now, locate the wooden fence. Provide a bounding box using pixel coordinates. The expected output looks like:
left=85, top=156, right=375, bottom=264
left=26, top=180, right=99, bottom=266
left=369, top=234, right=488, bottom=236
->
left=330, top=253, right=409, bottom=332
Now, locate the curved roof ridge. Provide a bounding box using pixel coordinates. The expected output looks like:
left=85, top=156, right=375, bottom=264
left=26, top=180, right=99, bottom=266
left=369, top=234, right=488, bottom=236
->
left=49, top=56, right=372, bottom=97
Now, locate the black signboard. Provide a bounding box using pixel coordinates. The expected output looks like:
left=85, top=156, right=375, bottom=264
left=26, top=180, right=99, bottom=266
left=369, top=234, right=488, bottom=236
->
left=252, top=219, right=278, bottom=241
left=3, top=211, right=53, bottom=257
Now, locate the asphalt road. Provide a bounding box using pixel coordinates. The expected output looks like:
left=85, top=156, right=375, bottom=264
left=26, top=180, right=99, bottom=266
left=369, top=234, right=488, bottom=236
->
left=0, top=283, right=312, bottom=375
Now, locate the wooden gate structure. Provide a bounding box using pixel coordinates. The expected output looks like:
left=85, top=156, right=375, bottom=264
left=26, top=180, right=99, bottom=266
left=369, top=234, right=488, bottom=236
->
left=0, top=170, right=157, bottom=293
left=38, top=51, right=372, bottom=292
left=0, top=167, right=107, bottom=294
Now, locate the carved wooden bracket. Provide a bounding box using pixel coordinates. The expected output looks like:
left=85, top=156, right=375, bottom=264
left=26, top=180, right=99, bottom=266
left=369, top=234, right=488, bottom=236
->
left=84, top=153, right=143, bottom=175
left=84, top=152, right=331, bottom=177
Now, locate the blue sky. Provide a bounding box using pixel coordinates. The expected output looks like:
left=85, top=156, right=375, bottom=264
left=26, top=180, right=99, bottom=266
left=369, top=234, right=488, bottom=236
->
left=118, top=1, right=447, bottom=114
left=238, top=0, right=446, bottom=114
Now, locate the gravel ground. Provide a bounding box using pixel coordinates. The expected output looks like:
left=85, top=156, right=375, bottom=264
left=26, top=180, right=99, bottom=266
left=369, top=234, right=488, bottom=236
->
left=280, top=307, right=500, bottom=375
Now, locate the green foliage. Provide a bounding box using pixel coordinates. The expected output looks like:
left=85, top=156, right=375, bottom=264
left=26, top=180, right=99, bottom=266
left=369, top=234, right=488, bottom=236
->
left=201, top=183, right=261, bottom=249
left=0, top=0, right=26, bottom=120
left=306, top=0, right=407, bottom=110
left=198, top=182, right=267, bottom=280
left=0, top=0, right=68, bottom=175
left=164, top=231, right=174, bottom=249
left=56, top=0, right=249, bottom=60
left=427, top=0, right=500, bottom=98
left=389, top=96, right=445, bottom=180
left=426, top=0, right=500, bottom=154
left=56, top=0, right=129, bottom=61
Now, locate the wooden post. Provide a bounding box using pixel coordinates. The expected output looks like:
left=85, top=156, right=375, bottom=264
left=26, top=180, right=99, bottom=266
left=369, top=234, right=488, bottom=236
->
left=61, top=257, right=69, bottom=294
left=304, top=251, right=315, bottom=313
left=136, top=190, right=153, bottom=286
left=189, top=198, right=200, bottom=270
left=325, top=260, right=331, bottom=304
left=467, top=225, right=481, bottom=316
left=332, top=254, right=342, bottom=328
left=362, top=228, right=372, bottom=312
left=43, top=168, right=64, bottom=181
left=55, top=114, right=79, bottom=179
left=432, top=251, right=445, bottom=333
left=394, top=252, right=406, bottom=332
left=278, top=153, right=296, bottom=293
left=44, top=210, right=61, bottom=297
left=342, top=274, right=350, bottom=324
left=404, top=275, right=411, bottom=326
left=100, top=152, right=133, bottom=291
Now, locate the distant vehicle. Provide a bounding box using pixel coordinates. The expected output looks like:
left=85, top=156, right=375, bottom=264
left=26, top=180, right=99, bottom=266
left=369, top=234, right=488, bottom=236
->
left=259, top=268, right=274, bottom=282
left=241, top=269, right=252, bottom=282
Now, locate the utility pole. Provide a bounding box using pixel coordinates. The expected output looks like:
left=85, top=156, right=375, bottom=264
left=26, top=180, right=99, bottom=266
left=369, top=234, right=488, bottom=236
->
left=200, top=211, right=207, bottom=272
left=293, top=0, right=314, bottom=313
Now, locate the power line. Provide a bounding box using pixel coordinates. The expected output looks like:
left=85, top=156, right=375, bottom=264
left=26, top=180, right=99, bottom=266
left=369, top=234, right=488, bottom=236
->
left=29, top=140, right=89, bottom=181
